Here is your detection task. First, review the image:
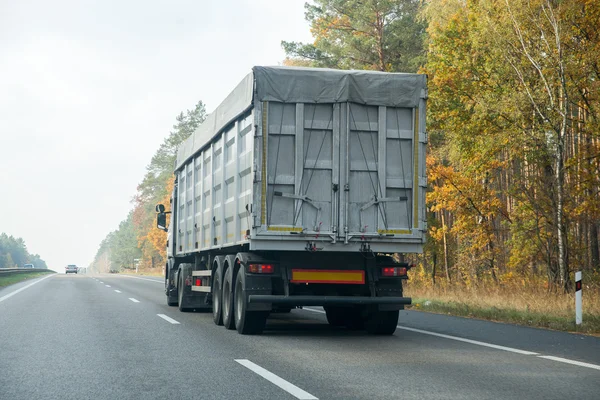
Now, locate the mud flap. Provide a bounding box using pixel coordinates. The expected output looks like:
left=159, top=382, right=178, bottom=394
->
left=244, top=274, right=272, bottom=312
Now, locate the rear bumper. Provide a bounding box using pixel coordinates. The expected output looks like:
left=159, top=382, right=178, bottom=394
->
left=248, top=295, right=411, bottom=307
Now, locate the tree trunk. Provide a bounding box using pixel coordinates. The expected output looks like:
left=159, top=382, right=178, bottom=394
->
left=375, top=10, right=385, bottom=71
left=441, top=211, right=451, bottom=282
left=591, top=222, right=600, bottom=271
left=432, top=252, right=437, bottom=286
left=556, top=28, right=569, bottom=292
left=556, top=147, right=567, bottom=291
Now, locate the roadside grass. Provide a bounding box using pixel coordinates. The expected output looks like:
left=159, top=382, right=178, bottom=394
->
left=404, top=282, right=600, bottom=335
left=0, top=270, right=55, bottom=288
left=137, top=269, right=163, bottom=277
left=116, top=268, right=163, bottom=277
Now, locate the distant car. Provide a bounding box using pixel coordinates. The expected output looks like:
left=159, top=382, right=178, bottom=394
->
left=65, top=265, right=78, bottom=274
left=23, top=264, right=35, bottom=269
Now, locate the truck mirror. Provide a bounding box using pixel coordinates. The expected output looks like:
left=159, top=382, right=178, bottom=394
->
left=156, top=204, right=165, bottom=213
left=157, top=212, right=168, bottom=231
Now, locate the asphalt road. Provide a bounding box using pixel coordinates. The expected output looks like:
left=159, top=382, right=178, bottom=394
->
left=1, top=273, right=598, bottom=400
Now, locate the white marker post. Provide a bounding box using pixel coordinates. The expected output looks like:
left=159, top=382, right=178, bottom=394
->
left=575, top=271, right=582, bottom=325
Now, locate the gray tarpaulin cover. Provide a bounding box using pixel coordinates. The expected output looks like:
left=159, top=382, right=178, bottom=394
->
left=176, top=66, right=426, bottom=170
left=253, top=66, right=425, bottom=107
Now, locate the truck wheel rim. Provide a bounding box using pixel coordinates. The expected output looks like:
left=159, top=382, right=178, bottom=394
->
left=236, top=282, right=243, bottom=323
left=223, top=282, right=229, bottom=316
left=213, top=279, right=220, bottom=314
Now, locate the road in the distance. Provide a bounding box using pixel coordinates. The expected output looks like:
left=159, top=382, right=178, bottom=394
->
left=1, top=273, right=598, bottom=400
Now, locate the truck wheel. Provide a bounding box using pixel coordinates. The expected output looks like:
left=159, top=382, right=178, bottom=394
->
left=344, top=313, right=366, bottom=331
left=178, top=273, right=190, bottom=312
left=167, top=296, right=178, bottom=307
left=365, top=310, right=399, bottom=335
left=166, top=279, right=178, bottom=306
left=222, top=266, right=236, bottom=330
left=212, top=264, right=223, bottom=325
left=234, top=271, right=267, bottom=335
left=324, top=307, right=346, bottom=327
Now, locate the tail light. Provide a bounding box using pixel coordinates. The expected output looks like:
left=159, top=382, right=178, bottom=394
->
left=248, top=264, right=274, bottom=274
left=382, top=267, right=407, bottom=277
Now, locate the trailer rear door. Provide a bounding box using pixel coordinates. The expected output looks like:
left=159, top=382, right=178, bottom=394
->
left=261, top=99, right=426, bottom=242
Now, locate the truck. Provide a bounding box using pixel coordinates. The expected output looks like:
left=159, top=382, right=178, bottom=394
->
left=155, top=66, right=427, bottom=335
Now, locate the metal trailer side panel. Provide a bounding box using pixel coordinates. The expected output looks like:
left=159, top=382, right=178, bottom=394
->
left=176, top=112, right=254, bottom=256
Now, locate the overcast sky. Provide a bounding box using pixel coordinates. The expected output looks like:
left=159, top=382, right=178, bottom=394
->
left=0, top=0, right=312, bottom=271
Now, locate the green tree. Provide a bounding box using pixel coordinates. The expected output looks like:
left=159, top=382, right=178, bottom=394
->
left=282, top=0, right=426, bottom=72
left=133, top=101, right=207, bottom=270
left=108, top=213, right=142, bottom=271
left=92, top=101, right=207, bottom=273
left=138, top=101, right=207, bottom=202
left=423, top=0, right=600, bottom=289
left=0, top=233, right=48, bottom=269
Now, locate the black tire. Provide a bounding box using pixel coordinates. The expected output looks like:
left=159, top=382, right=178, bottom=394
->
left=167, top=296, right=178, bottom=307
left=222, top=266, right=236, bottom=330
left=178, top=273, right=190, bottom=312
left=324, top=307, right=347, bottom=327
left=234, top=271, right=267, bottom=335
left=365, top=310, right=399, bottom=335
left=165, top=268, right=178, bottom=307
left=212, top=264, right=223, bottom=325
left=344, top=312, right=366, bottom=330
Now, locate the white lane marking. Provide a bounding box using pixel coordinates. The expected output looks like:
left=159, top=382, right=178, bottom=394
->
left=306, top=308, right=536, bottom=355
left=303, top=307, right=325, bottom=314
left=128, top=298, right=140, bottom=303
left=157, top=314, right=180, bottom=324
left=235, top=359, right=318, bottom=400
left=119, top=275, right=163, bottom=283
left=105, top=285, right=111, bottom=287
left=99, top=281, right=104, bottom=284
left=0, top=274, right=54, bottom=303
left=396, top=326, right=538, bottom=355
left=537, top=355, right=600, bottom=371
left=114, top=290, right=122, bottom=293
left=306, top=307, right=600, bottom=371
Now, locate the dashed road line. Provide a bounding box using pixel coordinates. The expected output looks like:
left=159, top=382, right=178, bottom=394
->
left=157, top=314, right=180, bottom=324
left=114, top=290, right=122, bottom=293
left=128, top=298, right=140, bottom=303
left=235, top=359, right=318, bottom=400
left=105, top=285, right=111, bottom=288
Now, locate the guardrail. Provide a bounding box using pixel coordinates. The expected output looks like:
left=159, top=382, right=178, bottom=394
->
left=0, top=268, right=54, bottom=276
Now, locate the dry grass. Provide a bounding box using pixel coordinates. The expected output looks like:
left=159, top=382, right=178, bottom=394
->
left=132, top=267, right=164, bottom=277
left=404, top=279, right=600, bottom=335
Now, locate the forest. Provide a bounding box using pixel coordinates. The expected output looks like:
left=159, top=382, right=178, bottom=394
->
left=91, top=0, right=599, bottom=296
left=0, top=233, right=48, bottom=269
